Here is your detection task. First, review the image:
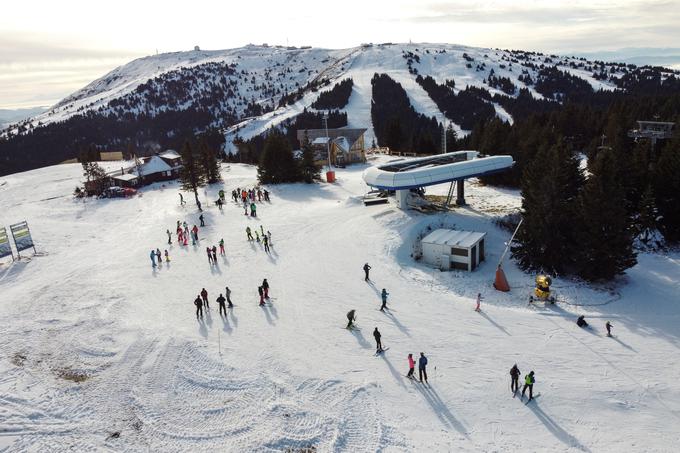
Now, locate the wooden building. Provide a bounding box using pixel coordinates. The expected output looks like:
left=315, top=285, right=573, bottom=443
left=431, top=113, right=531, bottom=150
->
left=297, top=128, right=367, bottom=166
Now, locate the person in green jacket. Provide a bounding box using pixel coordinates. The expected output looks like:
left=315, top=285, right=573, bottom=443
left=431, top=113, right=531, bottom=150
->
left=522, top=371, right=535, bottom=401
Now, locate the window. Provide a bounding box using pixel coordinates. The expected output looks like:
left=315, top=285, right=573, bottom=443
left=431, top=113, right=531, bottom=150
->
left=479, top=239, right=485, bottom=261
left=451, top=247, right=468, bottom=257
left=451, top=261, right=468, bottom=270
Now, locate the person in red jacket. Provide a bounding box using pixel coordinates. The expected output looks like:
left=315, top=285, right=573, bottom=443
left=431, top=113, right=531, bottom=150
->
left=406, top=353, right=415, bottom=379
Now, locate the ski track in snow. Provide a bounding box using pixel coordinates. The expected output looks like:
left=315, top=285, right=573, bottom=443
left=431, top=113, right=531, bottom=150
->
left=1, top=160, right=679, bottom=451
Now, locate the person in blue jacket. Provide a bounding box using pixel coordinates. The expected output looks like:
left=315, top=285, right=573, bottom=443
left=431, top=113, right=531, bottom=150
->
left=380, top=288, right=389, bottom=311
left=419, top=352, right=428, bottom=383
left=150, top=250, right=156, bottom=267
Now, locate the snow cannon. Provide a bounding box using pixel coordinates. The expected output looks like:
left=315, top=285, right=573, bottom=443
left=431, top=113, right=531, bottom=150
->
left=530, top=275, right=555, bottom=304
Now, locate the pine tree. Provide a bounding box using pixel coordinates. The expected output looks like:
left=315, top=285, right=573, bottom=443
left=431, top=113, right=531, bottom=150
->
left=199, top=140, right=222, bottom=184
left=576, top=148, right=637, bottom=280
left=299, top=132, right=320, bottom=183
left=179, top=141, right=205, bottom=207
left=634, top=184, right=662, bottom=246
left=512, top=140, right=584, bottom=274
left=654, top=137, right=680, bottom=241
left=257, top=130, right=301, bottom=184
left=445, top=123, right=457, bottom=152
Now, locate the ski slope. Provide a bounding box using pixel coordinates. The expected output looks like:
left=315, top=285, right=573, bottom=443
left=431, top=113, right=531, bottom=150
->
left=1, top=158, right=679, bottom=451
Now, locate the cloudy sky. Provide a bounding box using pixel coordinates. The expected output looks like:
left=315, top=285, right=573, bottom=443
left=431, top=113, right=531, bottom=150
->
left=1, top=0, right=679, bottom=109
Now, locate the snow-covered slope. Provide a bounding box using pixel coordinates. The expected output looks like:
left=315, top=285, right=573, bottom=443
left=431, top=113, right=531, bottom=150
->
left=1, top=160, right=679, bottom=451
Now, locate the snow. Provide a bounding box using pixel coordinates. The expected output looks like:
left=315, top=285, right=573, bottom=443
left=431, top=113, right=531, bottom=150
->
left=1, top=158, right=679, bottom=451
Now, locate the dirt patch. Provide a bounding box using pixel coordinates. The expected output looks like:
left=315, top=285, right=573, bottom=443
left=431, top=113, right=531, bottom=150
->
left=285, top=447, right=317, bottom=453
left=11, top=353, right=27, bottom=367
left=55, top=368, right=89, bottom=383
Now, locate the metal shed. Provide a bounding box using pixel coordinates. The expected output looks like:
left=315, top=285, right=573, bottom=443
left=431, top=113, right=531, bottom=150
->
left=421, top=229, right=486, bottom=271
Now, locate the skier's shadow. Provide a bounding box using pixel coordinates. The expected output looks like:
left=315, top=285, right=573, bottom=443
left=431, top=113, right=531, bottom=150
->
left=477, top=310, right=511, bottom=336
left=229, top=309, right=238, bottom=327
left=611, top=336, right=636, bottom=352
left=261, top=304, right=276, bottom=326
left=221, top=255, right=229, bottom=266
left=527, top=402, right=591, bottom=452
left=350, top=328, right=372, bottom=349
left=221, top=313, right=233, bottom=334
left=382, top=311, right=411, bottom=337
left=197, top=318, right=208, bottom=338
left=366, top=280, right=381, bottom=297
left=415, top=384, right=469, bottom=437
left=205, top=309, right=214, bottom=329
left=378, top=354, right=407, bottom=389
left=267, top=252, right=278, bottom=264
left=268, top=302, right=279, bottom=319
left=210, top=264, right=222, bottom=275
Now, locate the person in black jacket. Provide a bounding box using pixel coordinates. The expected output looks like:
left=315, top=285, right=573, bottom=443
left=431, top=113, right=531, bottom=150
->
left=419, top=353, right=428, bottom=383
left=510, top=364, right=521, bottom=393
left=346, top=310, right=356, bottom=329
left=262, top=279, right=270, bottom=299
left=577, top=315, right=588, bottom=328
left=363, top=263, right=371, bottom=281
left=216, top=294, right=227, bottom=317
left=194, top=296, right=203, bottom=320
left=373, top=327, right=383, bottom=353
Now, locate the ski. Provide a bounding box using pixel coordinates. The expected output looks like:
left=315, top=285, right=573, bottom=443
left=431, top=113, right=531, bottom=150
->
left=524, top=393, right=540, bottom=404
left=374, top=347, right=390, bottom=356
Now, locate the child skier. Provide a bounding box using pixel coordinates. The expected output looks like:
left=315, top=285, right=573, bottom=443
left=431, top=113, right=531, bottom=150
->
left=510, top=364, right=521, bottom=393
left=164, top=250, right=170, bottom=262
left=407, top=353, right=415, bottom=379
left=219, top=239, right=225, bottom=255
left=475, top=293, right=482, bottom=312
left=606, top=321, right=613, bottom=336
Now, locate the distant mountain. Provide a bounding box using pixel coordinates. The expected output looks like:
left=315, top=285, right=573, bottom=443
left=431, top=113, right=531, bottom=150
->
left=572, top=47, right=680, bottom=69
left=1, top=43, right=679, bottom=176
left=0, top=107, right=47, bottom=130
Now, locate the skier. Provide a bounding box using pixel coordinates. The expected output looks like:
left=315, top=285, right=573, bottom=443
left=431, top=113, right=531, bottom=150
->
left=219, top=189, right=225, bottom=201
left=264, top=189, right=270, bottom=201
left=225, top=286, right=233, bottom=307
left=475, top=293, right=482, bottom=312
left=260, top=225, right=265, bottom=236
left=150, top=250, right=157, bottom=268
left=199, top=214, right=205, bottom=227
left=166, top=229, right=172, bottom=245
left=380, top=288, right=389, bottom=311
left=246, top=227, right=254, bottom=241
left=216, top=293, right=227, bottom=317
left=192, top=225, right=199, bottom=241
left=206, top=247, right=213, bottom=265
left=201, top=288, right=210, bottom=310
left=197, top=200, right=202, bottom=211
left=155, top=248, right=162, bottom=264
left=373, top=327, right=383, bottom=353
left=267, top=230, right=272, bottom=245
left=255, top=231, right=261, bottom=243
left=257, top=189, right=262, bottom=201
left=250, top=203, right=257, bottom=217
left=194, top=295, right=203, bottom=320
left=258, top=286, right=265, bottom=306
left=219, top=239, right=225, bottom=255
left=216, top=198, right=223, bottom=210
left=510, top=364, right=521, bottom=393
left=577, top=315, right=588, bottom=328
left=179, top=193, right=186, bottom=205
left=244, top=203, right=249, bottom=216
left=263, top=235, right=270, bottom=253
left=419, top=353, right=428, bottom=383
left=522, top=371, right=535, bottom=401
left=606, top=321, right=613, bottom=337
left=407, top=353, right=415, bottom=379
left=211, top=245, right=217, bottom=263
left=346, top=309, right=356, bottom=329
left=164, top=249, right=170, bottom=262
left=262, top=279, right=269, bottom=299
left=363, top=263, right=371, bottom=281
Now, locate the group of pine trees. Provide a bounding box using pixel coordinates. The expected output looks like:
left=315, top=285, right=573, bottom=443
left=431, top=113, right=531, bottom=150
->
left=178, top=139, right=223, bottom=207
left=256, top=129, right=320, bottom=184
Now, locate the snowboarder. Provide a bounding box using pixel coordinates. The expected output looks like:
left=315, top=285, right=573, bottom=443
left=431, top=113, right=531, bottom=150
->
left=211, top=245, right=217, bottom=263
left=363, top=263, right=371, bottom=281
left=201, top=288, right=209, bottom=309
left=407, top=353, right=415, bottom=379
left=346, top=309, right=356, bottom=329
left=263, top=235, right=270, bottom=253
left=522, top=371, right=535, bottom=401
left=262, top=279, right=269, bottom=299
left=155, top=248, right=162, bottom=264
left=164, top=249, right=170, bottom=262
left=217, top=293, right=227, bottom=316
left=150, top=250, right=156, bottom=267
left=179, top=193, right=186, bottom=205
left=199, top=214, right=205, bottom=227
left=419, top=353, right=428, bottom=383
left=373, top=327, right=383, bottom=353
left=475, top=293, right=482, bottom=312
left=250, top=203, right=257, bottom=217
left=380, top=288, right=389, bottom=311
left=166, top=229, right=172, bottom=245
left=194, top=295, right=203, bottom=319
left=206, top=247, right=213, bottom=264
left=225, top=286, right=233, bottom=307
left=606, top=321, right=613, bottom=337
left=258, top=286, right=265, bottom=306
left=219, top=239, right=225, bottom=255
left=246, top=227, right=254, bottom=241
left=577, top=315, right=588, bottom=328
left=510, top=364, right=521, bottom=393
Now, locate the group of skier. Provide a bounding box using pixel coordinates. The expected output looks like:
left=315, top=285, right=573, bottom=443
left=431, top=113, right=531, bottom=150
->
left=194, top=286, right=234, bottom=319
left=149, top=248, right=170, bottom=268
left=245, top=225, right=273, bottom=253
left=233, top=187, right=270, bottom=204
left=510, top=364, right=536, bottom=402
left=168, top=220, right=200, bottom=247
left=257, top=278, right=270, bottom=305
left=206, top=240, right=226, bottom=265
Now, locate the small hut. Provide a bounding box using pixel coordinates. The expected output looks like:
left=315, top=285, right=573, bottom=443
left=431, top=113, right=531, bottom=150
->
left=421, top=229, right=486, bottom=271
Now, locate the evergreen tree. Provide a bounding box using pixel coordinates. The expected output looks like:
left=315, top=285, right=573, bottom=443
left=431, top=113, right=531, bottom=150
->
left=179, top=141, right=205, bottom=207
left=576, top=148, right=637, bottom=280
left=654, top=137, right=680, bottom=241
left=385, top=118, right=402, bottom=152
left=445, top=123, right=457, bottom=152
left=300, top=133, right=320, bottom=183
left=512, top=141, right=584, bottom=274
left=199, top=140, right=222, bottom=184
left=634, top=184, right=662, bottom=246
left=257, top=130, right=301, bottom=184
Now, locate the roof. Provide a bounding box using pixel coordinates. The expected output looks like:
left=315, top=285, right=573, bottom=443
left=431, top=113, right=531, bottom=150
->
left=112, top=173, right=139, bottom=182
left=134, top=155, right=173, bottom=176
left=298, top=128, right=367, bottom=147
left=312, top=137, right=330, bottom=145
left=159, top=150, right=181, bottom=160
left=422, top=229, right=486, bottom=248
left=334, top=137, right=350, bottom=153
